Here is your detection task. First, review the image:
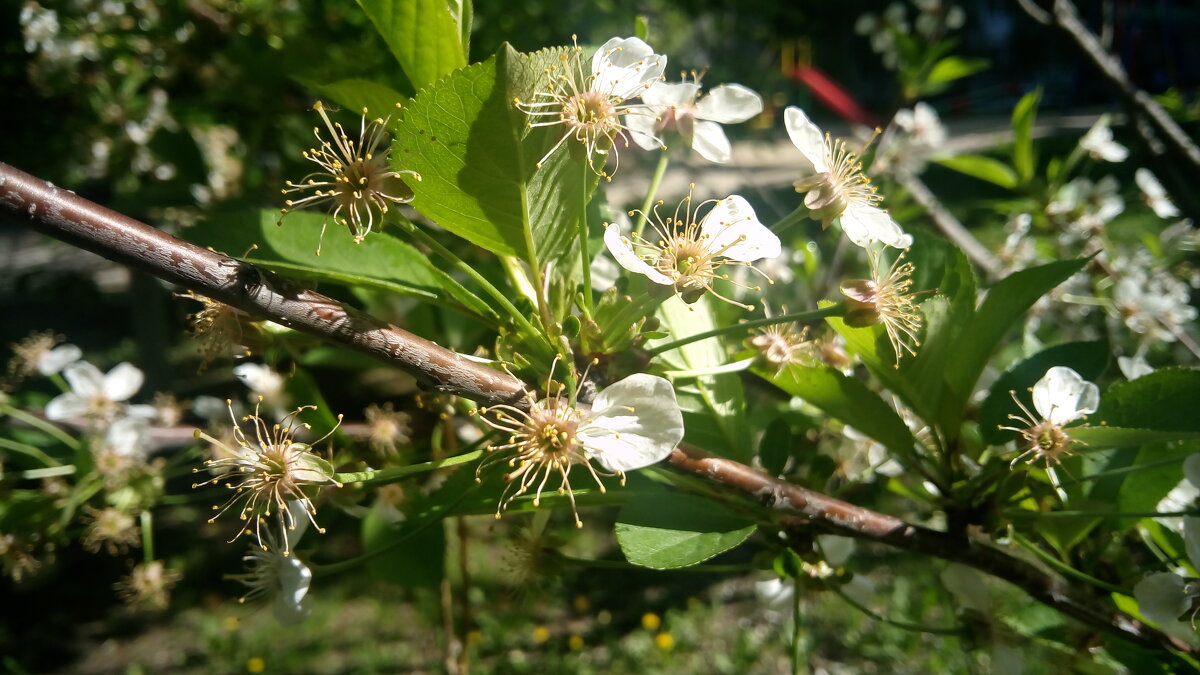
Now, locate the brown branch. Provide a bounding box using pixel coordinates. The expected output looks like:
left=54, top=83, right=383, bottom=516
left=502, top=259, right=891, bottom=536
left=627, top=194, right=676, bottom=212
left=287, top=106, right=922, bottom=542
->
left=0, top=160, right=1189, bottom=657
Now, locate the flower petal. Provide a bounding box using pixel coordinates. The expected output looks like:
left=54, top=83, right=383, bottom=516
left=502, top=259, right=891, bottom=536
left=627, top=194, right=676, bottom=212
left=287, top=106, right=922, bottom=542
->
left=579, top=373, right=684, bottom=473
left=624, top=111, right=662, bottom=152
left=603, top=224, right=674, bottom=285
left=63, top=361, right=104, bottom=398
left=45, top=393, right=88, bottom=421
left=643, top=81, right=700, bottom=108
left=591, top=37, right=666, bottom=100
left=1184, top=454, right=1200, bottom=489
left=1134, top=572, right=1188, bottom=623
left=784, top=106, right=828, bottom=174
left=695, top=84, right=763, bottom=124
left=106, top=416, right=149, bottom=456
left=699, top=195, right=780, bottom=261
left=102, top=362, right=144, bottom=403
left=839, top=205, right=909, bottom=249
left=37, top=344, right=81, bottom=376
left=1032, top=366, right=1098, bottom=425
left=690, top=119, right=733, bottom=164
left=272, top=555, right=312, bottom=625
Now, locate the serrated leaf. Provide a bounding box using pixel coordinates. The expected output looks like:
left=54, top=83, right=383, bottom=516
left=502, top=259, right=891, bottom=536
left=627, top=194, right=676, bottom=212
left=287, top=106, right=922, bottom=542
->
left=1011, top=89, right=1042, bottom=183
left=357, top=0, right=467, bottom=92
left=939, top=258, right=1087, bottom=435
left=1110, top=442, right=1198, bottom=523
left=934, top=155, right=1018, bottom=189
left=393, top=44, right=597, bottom=262
left=1071, top=427, right=1200, bottom=449
left=756, top=364, right=919, bottom=465
left=297, top=78, right=407, bottom=119
left=1096, top=368, right=1200, bottom=431
left=979, top=341, right=1109, bottom=446
left=615, top=491, right=756, bottom=569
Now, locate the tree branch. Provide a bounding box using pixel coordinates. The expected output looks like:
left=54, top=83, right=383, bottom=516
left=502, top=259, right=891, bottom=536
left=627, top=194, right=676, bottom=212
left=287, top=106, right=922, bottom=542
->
left=0, top=159, right=1189, bottom=657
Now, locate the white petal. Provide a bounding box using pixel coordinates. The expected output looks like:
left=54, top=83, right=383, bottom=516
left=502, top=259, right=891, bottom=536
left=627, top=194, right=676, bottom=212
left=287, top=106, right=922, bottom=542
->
left=643, top=81, right=699, bottom=108
left=624, top=111, right=662, bottom=151
left=1117, top=355, right=1153, bottom=381
left=817, top=535, right=854, bottom=566
left=690, top=120, right=733, bottom=164
left=45, top=393, right=88, bottom=420
left=62, top=361, right=104, bottom=398
left=1032, top=366, right=1098, bottom=425
left=234, top=363, right=284, bottom=398
left=1135, top=168, right=1168, bottom=199
left=1185, top=517, right=1200, bottom=571
left=579, top=373, right=684, bottom=473
left=1134, top=572, right=1188, bottom=623
left=591, top=37, right=666, bottom=101
left=603, top=224, right=673, bottom=285
left=1184, top=454, right=1200, bottom=489
left=272, top=555, right=312, bottom=625
left=839, top=205, right=908, bottom=249
left=784, top=107, right=828, bottom=174
left=102, top=362, right=144, bottom=402
left=106, top=416, right=149, bottom=456
left=695, top=84, right=763, bottom=124
left=37, top=344, right=81, bottom=376
left=699, top=195, right=780, bottom=261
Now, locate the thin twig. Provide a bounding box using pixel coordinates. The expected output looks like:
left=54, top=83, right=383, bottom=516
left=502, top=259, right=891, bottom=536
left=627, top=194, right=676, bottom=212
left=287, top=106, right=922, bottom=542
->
left=896, top=171, right=1002, bottom=280
left=1, top=160, right=1190, bottom=657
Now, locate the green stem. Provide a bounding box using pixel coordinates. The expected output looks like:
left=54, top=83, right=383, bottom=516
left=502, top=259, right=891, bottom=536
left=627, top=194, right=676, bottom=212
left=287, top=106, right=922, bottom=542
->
left=0, top=437, right=61, bottom=467
left=140, top=510, right=154, bottom=563
left=50, top=372, right=70, bottom=393
left=632, top=151, right=670, bottom=239
left=647, top=305, right=843, bottom=357
left=1010, top=530, right=1127, bottom=595
left=19, top=465, right=75, bottom=479
left=773, top=204, right=809, bottom=235
left=397, top=219, right=553, bottom=359
left=830, top=582, right=963, bottom=636
left=2, top=405, right=81, bottom=451
left=333, top=449, right=485, bottom=486
left=577, top=162, right=594, bottom=313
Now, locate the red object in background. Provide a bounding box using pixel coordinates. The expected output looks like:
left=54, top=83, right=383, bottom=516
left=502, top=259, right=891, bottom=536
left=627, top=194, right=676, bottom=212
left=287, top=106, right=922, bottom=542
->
left=791, top=65, right=882, bottom=127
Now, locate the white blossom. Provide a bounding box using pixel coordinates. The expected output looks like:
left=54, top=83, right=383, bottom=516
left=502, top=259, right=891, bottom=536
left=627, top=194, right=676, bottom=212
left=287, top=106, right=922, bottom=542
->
left=1079, top=117, right=1128, bottom=163
left=230, top=500, right=314, bottom=625
left=1135, top=168, right=1180, bottom=219
left=1002, top=366, right=1098, bottom=465
left=45, top=361, right=153, bottom=423
left=1135, top=517, right=1200, bottom=624
left=785, top=107, right=910, bottom=248
left=627, top=78, right=762, bottom=163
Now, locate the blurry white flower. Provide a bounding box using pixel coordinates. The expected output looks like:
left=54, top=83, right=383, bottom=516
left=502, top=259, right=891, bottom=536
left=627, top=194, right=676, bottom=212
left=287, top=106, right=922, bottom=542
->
left=627, top=77, right=762, bottom=163
left=45, top=362, right=152, bottom=423
left=786, top=107, right=910, bottom=248
left=516, top=36, right=667, bottom=178
left=1047, top=176, right=1124, bottom=246
left=1135, top=168, right=1180, bottom=219
left=1117, top=354, right=1153, bottom=381
left=1111, top=256, right=1197, bottom=344
left=8, top=332, right=80, bottom=378
left=230, top=500, right=314, bottom=625
left=1154, top=455, right=1200, bottom=533
left=604, top=193, right=780, bottom=309
left=477, top=373, right=684, bottom=526
left=1134, top=517, right=1200, bottom=624
left=104, top=416, right=151, bottom=457
left=1079, top=117, right=1128, bottom=163
left=818, top=535, right=855, bottom=566
left=233, top=363, right=285, bottom=405
left=1001, top=366, right=1098, bottom=466
left=895, top=101, right=946, bottom=146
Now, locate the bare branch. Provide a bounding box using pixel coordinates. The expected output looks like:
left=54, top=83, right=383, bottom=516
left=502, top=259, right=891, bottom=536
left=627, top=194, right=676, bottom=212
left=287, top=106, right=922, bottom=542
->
left=1, top=159, right=1190, bottom=656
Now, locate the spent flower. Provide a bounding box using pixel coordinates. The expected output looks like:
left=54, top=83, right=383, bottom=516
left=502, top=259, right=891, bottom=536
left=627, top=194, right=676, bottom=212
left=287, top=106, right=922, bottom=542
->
left=81, top=506, right=140, bottom=556
left=1000, top=366, right=1098, bottom=466
left=192, top=399, right=341, bottom=554
left=840, top=250, right=924, bottom=365
left=475, top=371, right=684, bottom=526
left=786, top=107, right=910, bottom=249
left=281, top=101, right=421, bottom=254
left=626, top=73, right=762, bottom=164
left=515, top=36, right=666, bottom=178
left=604, top=191, right=780, bottom=309
left=8, top=331, right=80, bottom=380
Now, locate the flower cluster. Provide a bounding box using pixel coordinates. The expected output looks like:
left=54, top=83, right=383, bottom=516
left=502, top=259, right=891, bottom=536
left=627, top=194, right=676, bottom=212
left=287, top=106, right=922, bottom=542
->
left=1000, top=366, right=1099, bottom=467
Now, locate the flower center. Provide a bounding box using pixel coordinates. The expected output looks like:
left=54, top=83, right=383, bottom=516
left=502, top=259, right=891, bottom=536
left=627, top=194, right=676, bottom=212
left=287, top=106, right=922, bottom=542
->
left=529, top=412, right=580, bottom=459
left=563, top=91, right=617, bottom=138
left=1024, top=420, right=1072, bottom=464
left=657, top=237, right=716, bottom=288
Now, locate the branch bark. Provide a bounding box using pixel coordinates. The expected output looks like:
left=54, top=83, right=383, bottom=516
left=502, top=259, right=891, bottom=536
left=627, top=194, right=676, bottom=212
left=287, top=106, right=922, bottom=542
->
left=0, top=160, right=1190, bottom=657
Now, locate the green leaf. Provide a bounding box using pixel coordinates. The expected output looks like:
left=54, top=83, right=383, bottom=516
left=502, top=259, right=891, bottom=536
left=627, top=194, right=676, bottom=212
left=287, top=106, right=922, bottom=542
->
left=1071, top=427, right=1200, bottom=449
left=758, top=364, right=919, bottom=464
left=654, top=295, right=750, bottom=461
left=356, top=0, right=467, bottom=92
left=758, top=418, right=793, bottom=477
left=934, top=155, right=1018, bottom=189
left=184, top=210, right=492, bottom=316
left=1011, top=88, right=1042, bottom=183
left=363, top=503, right=446, bottom=588
left=1096, top=368, right=1200, bottom=432
left=393, top=44, right=598, bottom=263
left=923, top=56, right=989, bottom=91
left=939, top=258, right=1087, bottom=435
left=979, top=341, right=1109, bottom=446
left=296, top=78, right=407, bottom=118
left=1110, top=442, right=1198, bottom=521
left=615, top=491, right=756, bottom=569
